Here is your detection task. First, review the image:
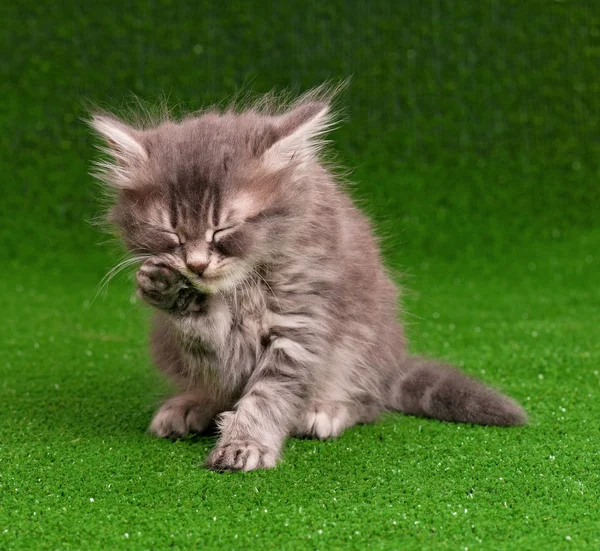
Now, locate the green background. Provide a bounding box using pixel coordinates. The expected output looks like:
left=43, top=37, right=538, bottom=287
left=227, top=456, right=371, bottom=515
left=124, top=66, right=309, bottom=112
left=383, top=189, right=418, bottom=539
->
left=1, top=1, right=599, bottom=549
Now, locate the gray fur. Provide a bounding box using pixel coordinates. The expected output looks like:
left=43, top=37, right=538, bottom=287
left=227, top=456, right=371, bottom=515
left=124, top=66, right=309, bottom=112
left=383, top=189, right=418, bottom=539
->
left=90, top=87, right=526, bottom=471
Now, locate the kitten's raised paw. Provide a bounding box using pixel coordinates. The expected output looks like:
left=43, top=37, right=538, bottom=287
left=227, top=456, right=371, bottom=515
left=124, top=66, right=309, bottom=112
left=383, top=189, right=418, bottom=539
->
left=205, top=441, right=278, bottom=472
left=137, top=258, right=179, bottom=291
left=136, top=257, right=186, bottom=309
left=149, top=398, right=210, bottom=439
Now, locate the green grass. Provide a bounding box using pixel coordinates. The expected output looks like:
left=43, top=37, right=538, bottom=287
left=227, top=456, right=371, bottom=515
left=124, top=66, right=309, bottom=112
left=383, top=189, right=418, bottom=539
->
left=1, top=1, right=599, bottom=549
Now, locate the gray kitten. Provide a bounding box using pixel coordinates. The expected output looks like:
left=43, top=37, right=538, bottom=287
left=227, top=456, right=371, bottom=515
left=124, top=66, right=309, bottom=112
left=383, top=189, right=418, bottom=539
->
left=90, top=87, right=526, bottom=471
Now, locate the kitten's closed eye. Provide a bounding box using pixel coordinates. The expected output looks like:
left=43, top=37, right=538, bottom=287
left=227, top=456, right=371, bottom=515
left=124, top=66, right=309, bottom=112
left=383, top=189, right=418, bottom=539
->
left=212, top=225, right=252, bottom=257
left=211, top=226, right=238, bottom=242
left=158, top=230, right=182, bottom=252
left=166, top=231, right=183, bottom=244
left=131, top=222, right=182, bottom=253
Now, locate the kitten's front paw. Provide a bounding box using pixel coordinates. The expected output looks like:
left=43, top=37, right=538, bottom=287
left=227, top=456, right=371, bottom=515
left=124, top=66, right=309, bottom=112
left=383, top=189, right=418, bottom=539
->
left=205, top=441, right=278, bottom=472
left=149, top=397, right=212, bottom=439
left=136, top=257, right=185, bottom=309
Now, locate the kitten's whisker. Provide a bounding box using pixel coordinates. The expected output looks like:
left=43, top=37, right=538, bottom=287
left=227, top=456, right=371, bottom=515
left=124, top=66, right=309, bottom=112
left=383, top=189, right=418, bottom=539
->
left=90, top=254, right=150, bottom=306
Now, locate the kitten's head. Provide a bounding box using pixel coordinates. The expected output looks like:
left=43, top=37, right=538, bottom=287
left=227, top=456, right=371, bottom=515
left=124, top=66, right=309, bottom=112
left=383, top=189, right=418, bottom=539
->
left=90, top=88, right=338, bottom=294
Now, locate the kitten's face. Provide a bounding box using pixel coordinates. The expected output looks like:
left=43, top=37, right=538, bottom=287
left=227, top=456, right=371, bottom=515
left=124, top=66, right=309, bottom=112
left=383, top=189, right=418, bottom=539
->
left=113, top=165, right=284, bottom=294
left=91, top=95, right=333, bottom=293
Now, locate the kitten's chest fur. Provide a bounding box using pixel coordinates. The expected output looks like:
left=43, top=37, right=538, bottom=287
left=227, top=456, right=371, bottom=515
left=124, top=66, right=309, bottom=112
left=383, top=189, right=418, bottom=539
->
left=169, top=280, right=271, bottom=393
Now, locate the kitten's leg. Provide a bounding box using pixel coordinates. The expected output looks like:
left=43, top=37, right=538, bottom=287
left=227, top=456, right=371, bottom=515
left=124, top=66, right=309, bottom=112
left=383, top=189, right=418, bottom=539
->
left=149, top=391, right=219, bottom=438
left=205, top=339, right=313, bottom=471
left=148, top=315, right=222, bottom=438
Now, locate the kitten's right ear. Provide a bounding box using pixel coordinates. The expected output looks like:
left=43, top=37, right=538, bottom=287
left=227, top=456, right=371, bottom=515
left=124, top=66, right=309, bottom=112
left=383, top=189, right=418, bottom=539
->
left=89, top=114, right=148, bottom=189
left=261, top=101, right=333, bottom=171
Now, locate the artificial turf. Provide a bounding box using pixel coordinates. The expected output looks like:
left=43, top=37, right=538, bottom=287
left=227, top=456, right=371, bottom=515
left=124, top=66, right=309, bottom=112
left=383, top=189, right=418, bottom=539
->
left=1, top=1, right=599, bottom=549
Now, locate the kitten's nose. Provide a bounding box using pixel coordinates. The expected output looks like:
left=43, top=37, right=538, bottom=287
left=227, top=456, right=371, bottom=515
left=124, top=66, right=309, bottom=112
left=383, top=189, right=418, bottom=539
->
left=186, top=258, right=209, bottom=275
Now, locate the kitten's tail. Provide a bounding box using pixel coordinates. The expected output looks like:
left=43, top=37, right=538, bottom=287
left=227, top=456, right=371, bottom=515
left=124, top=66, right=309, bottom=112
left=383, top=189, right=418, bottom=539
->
left=392, top=357, right=527, bottom=426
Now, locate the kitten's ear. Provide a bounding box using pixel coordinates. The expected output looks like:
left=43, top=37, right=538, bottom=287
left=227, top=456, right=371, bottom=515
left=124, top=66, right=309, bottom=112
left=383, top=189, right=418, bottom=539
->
left=89, top=114, right=148, bottom=189
left=262, top=101, right=334, bottom=171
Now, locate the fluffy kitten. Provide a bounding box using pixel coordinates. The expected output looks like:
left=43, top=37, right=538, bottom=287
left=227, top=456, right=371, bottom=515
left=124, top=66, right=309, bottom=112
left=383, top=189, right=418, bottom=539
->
left=90, top=87, right=526, bottom=471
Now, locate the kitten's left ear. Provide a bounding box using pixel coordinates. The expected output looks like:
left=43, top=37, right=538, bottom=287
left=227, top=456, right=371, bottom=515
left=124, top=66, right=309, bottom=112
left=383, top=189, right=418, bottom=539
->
left=89, top=114, right=148, bottom=189
left=262, top=101, right=334, bottom=171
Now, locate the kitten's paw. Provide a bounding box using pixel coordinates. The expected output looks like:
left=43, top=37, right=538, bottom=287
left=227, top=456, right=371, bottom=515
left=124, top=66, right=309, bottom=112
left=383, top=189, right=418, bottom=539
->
left=205, top=441, right=278, bottom=472
left=302, top=404, right=350, bottom=440
left=149, top=398, right=210, bottom=439
left=136, top=257, right=185, bottom=309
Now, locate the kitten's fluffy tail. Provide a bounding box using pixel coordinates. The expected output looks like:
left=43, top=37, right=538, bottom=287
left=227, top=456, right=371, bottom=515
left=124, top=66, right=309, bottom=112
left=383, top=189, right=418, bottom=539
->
left=392, top=357, right=527, bottom=426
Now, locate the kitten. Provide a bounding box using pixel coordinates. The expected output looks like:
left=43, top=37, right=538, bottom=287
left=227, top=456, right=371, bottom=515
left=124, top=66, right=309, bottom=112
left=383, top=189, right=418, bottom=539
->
left=90, top=87, right=526, bottom=471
